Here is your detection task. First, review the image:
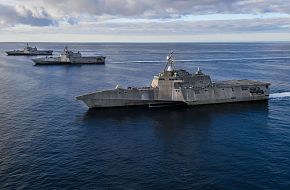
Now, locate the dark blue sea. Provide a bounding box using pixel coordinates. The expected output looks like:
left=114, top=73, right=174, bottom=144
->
left=0, top=42, right=290, bottom=190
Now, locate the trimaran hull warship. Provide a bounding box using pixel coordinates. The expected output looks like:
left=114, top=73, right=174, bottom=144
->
left=6, top=43, right=53, bottom=56
left=76, top=52, right=270, bottom=108
left=32, top=46, right=105, bottom=65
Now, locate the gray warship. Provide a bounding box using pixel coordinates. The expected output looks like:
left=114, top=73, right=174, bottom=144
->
left=32, top=46, right=105, bottom=65
left=76, top=52, right=270, bottom=108
left=6, top=43, right=53, bottom=56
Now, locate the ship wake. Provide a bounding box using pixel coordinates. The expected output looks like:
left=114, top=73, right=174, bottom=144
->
left=270, top=92, right=290, bottom=99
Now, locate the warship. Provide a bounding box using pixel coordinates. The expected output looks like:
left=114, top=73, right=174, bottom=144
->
left=32, top=46, right=105, bottom=65
left=6, top=43, right=53, bottom=56
left=76, top=52, right=270, bottom=108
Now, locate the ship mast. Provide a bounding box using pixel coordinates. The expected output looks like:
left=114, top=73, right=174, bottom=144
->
left=164, top=51, right=175, bottom=72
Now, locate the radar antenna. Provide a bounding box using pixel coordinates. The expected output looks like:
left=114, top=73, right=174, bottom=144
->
left=164, top=50, right=175, bottom=72
left=196, top=66, right=204, bottom=75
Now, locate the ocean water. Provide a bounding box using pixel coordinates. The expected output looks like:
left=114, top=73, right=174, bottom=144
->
left=0, top=42, right=290, bottom=190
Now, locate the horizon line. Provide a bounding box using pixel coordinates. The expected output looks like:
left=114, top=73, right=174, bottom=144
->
left=1, top=40, right=290, bottom=43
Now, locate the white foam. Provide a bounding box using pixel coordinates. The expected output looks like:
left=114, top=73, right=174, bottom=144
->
left=177, top=57, right=290, bottom=62
left=270, top=92, right=290, bottom=99
left=111, top=60, right=162, bottom=64
left=111, top=57, right=290, bottom=64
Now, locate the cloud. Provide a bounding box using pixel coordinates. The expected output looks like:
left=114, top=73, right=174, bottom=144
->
left=1, top=0, right=290, bottom=42
left=22, top=0, right=290, bottom=18
left=2, top=0, right=290, bottom=26
left=76, top=17, right=290, bottom=35
left=0, top=4, right=57, bottom=27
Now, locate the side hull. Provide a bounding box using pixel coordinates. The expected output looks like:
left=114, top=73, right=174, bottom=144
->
left=76, top=93, right=269, bottom=109
left=76, top=98, right=174, bottom=108
left=185, top=95, right=269, bottom=106
left=76, top=82, right=270, bottom=109
left=6, top=51, right=53, bottom=56
left=34, top=61, right=105, bottom=65
left=33, top=57, right=106, bottom=65
left=76, top=88, right=157, bottom=108
left=78, top=97, right=269, bottom=109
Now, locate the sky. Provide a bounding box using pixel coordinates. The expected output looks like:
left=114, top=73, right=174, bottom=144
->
left=0, top=0, right=290, bottom=42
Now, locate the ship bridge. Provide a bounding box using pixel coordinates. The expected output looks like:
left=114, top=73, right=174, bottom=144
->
left=23, top=43, right=37, bottom=53
left=151, top=52, right=213, bottom=100
left=60, top=46, right=82, bottom=62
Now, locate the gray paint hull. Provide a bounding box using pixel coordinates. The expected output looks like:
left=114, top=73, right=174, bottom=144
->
left=76, top=82, right=270, bottom=109
left=77, top=96, right=269, bottom=109
left=76, top=97, right=186, bottom=108
left=33, top=56, right=105, bottom=65
left=6, top=51, right=53, bottom=56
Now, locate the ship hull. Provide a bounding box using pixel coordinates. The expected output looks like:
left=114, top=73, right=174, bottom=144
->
left=76, top=96, right=186, bottom=108
left=76, top=82, right=270, bottom=109
left=77, top=95, right=269, bottom=109
left=76, top=88, right=156, bottom=108
left=33, top=56, right=106, bottom=65
left=185, top=95, right=269, bottom=106
left=6, top=51, right=53, bottom=56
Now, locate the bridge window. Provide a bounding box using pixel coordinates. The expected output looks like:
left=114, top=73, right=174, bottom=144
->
left=250, top=87, right=264, bottom=94
left=242, top=87, right=248, bottom=91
